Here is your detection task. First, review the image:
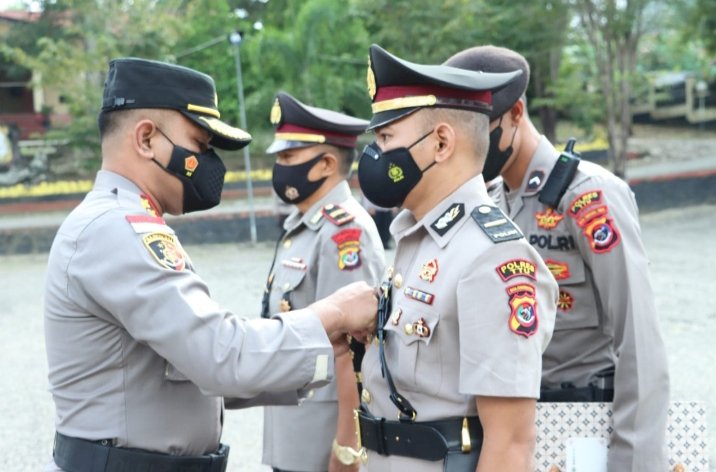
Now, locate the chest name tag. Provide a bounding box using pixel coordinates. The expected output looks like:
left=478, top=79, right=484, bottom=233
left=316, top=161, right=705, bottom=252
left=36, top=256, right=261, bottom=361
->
left=471, top=205, right=523, bottom=243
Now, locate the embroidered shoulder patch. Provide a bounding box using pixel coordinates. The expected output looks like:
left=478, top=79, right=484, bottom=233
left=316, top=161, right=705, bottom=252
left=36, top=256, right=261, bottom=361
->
left=331, top=228, right=362, bottom=270
left=471, top=205, right=523, bottom=243
left=496, top=259, right=537, bottom=281
left=506, top=283, right=538, bottom=337
left=568, top=190, right=602, bottom=218
left=322, top=203, right=355, bottom=226
left=142, top=232, right=186, bottom=271
left=430, top=203, right=465, bottom=236
left=126, top=214, right=169, bottom=234
left=582, top=213, right=621, bottom=254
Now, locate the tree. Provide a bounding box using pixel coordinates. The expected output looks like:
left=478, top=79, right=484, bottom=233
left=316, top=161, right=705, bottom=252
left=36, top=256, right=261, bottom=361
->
left=1, top=0, right=184, bottom=170
left=574, top=0, right=652, bottom=178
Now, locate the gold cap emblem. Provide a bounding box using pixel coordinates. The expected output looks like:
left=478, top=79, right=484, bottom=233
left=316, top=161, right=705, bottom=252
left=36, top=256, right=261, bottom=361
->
left=366, top=58, right=377, bottom=100
left=270, top=98, right=282, bottom=125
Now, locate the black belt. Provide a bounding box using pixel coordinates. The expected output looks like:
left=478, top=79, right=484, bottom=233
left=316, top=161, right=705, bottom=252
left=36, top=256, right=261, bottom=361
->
left=356, top=407, right=482, bottom=463
left=539, top=385, right=614, bottom=402
left=53, top=432, right=229, bottom=472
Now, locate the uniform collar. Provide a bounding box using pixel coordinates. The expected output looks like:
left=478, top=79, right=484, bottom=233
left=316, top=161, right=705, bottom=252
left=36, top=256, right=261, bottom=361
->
left=520, top=136, right=559, bottom=197
left=391, top=174, right=488, bottom=248
left=283, top=180, right=352, bottom=232
left=503, top=136, right=558, bottom=217
left=94, top=170, right=143, bottom=194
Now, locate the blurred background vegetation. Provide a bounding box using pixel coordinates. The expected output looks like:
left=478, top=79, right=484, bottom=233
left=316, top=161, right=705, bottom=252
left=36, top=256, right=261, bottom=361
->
left=0, top=0, right=714, bottom=179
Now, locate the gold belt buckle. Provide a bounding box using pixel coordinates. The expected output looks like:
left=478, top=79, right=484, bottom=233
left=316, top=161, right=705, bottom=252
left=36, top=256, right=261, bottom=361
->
left=461, top=417, right=472, bottom=453
left=353, top=409, right=369, bottom=463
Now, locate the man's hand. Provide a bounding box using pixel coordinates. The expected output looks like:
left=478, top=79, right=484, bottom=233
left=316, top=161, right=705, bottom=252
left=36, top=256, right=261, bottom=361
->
left=310, top=281, right=378, bottom=339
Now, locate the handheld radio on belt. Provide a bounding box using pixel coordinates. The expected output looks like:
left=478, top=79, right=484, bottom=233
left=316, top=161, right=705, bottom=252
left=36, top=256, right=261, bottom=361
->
left=538, top=137, right=581, bottom=209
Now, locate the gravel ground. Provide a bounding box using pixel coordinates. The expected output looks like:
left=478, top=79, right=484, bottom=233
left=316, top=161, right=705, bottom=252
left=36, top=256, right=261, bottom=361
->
left=0, top=204, right=713, bottom=471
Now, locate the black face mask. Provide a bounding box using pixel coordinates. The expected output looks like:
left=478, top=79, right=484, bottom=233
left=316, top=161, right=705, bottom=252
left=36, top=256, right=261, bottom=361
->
left=357, top=130, right=435, bottom=209
left=272, top=152, right=327, bottom=204
left=153, top=129, right=226, bottom=214
left=483, top=116, right=517, bottom=181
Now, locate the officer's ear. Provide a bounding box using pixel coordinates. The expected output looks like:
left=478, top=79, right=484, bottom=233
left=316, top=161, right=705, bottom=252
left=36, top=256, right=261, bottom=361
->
left=315, top=151, right=339, bottom=178
left=433, top=122, right=455, bottom=163
left=134, top=119, right=159, bottom=161
left=509, top=99, right=525, bottom=127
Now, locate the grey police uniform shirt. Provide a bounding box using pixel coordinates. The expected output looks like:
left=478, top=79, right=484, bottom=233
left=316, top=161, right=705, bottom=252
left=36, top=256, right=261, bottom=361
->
left=359, top=175, right=558, bottom=472
left=262, top=181, right=385, bottom=471
left=490, top=136, right=670, bottom=471
left=44, top=170, right=334, bottom=466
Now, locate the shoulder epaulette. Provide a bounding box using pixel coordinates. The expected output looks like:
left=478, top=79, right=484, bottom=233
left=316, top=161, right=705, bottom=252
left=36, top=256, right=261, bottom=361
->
left=322, top=203, right=355, bottom=226
left=471, top=205, right=523, bottom=243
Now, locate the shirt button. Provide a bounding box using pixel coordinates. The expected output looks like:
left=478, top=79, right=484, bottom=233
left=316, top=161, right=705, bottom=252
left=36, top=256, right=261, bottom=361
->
left=361, top=388, right=372, bottom=404
left=283, top=282, right=290, bottom=290
left=404, top=323, right=414, bottom=335
left=393, top=273, right=403, bottom=289
left=307, top=389, right=314, bottom=399
left=283, top=238, right=292, bottom=248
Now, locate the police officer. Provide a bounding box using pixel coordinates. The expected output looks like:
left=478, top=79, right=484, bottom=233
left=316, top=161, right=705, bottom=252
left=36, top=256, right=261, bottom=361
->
left=43, top=58, right=378, bottom=472
left=261, top=92, right=386, bottom=472
left=339, top=45, right=558, bottom=472
left=445, top=46, right=670, bottom=471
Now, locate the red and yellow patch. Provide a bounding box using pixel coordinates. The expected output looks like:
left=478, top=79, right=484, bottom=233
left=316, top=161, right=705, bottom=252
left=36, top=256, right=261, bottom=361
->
left=506, top=283, right=538, bottom=337
left=331, top=228, right=362, bottom=270
left=576, top=205, right=609, bottom=228
left=142, top=232, right=185, bottom=271
left=568, top=190, right=602, bottom=218
left=582, top=214, right=621, bottom=253
left=419, top=258, right=439, bottom=283
left=535, top=208, right=564, bottom=230
left=544, top=259, right=570, bottom=281
left=496, top=259, right=537, bottom=282
left=558, top=290, right=574, bottom=311
left=140, top=193, right=160, bottom=217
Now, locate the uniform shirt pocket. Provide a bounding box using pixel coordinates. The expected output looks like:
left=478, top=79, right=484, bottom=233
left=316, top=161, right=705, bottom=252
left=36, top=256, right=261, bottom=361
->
left=271, top=268, right=308, bottom=312
left=384, top=307, right=440, bottom=395
left=544, top=252, right=600, bottom=331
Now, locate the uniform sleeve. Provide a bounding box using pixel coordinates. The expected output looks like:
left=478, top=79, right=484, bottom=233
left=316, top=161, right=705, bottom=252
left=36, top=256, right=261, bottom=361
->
left=66, top=211, right=334, bottom=398
left=456, top=240, right=557, bottom=398
left=314, top=222, right=385, bottom=300
left=565, top=178, right=670, bottom=471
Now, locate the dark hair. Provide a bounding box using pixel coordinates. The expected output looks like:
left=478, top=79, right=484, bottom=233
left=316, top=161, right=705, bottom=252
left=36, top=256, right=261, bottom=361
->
left=336, top=147, right=357, bottom=178
left=98, top=110, right=119, bottom=140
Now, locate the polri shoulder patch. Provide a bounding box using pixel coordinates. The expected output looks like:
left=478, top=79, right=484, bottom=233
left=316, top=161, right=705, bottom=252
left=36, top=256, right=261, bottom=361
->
left=322, top=203, right=355, bottom=226
left=142, top=232, right=186, bottom=271
left=331, top=228, right=362, bottom=270
left=430, top=203, right=465, bottom=236
left=471, top=205, right=523, bottom=243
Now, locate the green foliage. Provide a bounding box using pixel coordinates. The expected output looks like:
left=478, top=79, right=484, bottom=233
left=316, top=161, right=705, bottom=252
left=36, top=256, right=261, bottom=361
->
left=0, top=0, right=712, bottom=175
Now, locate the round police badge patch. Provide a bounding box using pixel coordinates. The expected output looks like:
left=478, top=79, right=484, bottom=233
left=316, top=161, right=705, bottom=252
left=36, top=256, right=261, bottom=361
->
left=142, top=232, right=186, bottom=271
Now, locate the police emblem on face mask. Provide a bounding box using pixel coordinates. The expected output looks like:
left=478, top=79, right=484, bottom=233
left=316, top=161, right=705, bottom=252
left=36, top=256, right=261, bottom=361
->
left=506, top=283, right=538, bottom=337
left=284, top=186, right=299, bottom=201
left=184, top=155, right=199, bottom=176
left=388, top=163, right=404, bottom=183
left=142, top=232, right=186, bottom=271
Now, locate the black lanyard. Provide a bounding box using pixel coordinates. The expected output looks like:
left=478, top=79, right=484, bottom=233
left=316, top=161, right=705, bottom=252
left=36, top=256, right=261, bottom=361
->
left=260, top=230, right=287, bottom=318
left=377, top=273, right=418, bottom=422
